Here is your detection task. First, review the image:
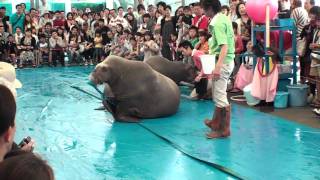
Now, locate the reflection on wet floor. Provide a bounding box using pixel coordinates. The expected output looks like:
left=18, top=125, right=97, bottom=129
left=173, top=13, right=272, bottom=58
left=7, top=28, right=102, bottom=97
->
left=15, top=67, right=320, bottom=179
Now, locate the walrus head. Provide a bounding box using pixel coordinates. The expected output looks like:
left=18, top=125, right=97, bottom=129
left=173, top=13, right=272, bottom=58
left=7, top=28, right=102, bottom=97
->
left=89, top=62, right=112, bottom=85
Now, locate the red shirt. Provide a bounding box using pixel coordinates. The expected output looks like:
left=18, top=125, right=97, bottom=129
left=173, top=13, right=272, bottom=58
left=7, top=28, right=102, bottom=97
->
left=192, top=15, right=209, bottom=31
left=53, top=19, right=65, bottom=28
left=235, top=35, right=244, bottom=54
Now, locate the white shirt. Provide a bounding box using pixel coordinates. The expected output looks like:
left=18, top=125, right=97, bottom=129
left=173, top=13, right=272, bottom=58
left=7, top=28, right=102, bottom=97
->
left=156, top=16, right=163, bottom=25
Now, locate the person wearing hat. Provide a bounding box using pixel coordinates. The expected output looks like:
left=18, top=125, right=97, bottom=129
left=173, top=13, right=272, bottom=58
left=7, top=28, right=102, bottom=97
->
left=127, top=5, right=140, bottom=19
left=127, top=5, right=134, bottom=14
left=0, top=62, right=35, bottom=156
left=39, top=12, right=53, bottom=28
left=0, top=62, right=22, bottom=98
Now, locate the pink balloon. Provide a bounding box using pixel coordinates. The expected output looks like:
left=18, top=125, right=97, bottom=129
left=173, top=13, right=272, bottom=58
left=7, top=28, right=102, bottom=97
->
left=246, top=0, right=278, bottom=24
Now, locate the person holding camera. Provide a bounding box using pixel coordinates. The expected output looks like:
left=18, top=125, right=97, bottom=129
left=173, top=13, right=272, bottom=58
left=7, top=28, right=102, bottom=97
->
left=0, top=76, right=49, bottom=178
left=0, top=84, right=18, bottom=162
left=0, top=62, right=35, bottom=157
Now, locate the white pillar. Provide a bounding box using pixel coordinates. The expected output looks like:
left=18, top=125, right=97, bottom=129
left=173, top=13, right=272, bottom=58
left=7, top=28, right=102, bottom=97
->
left=65, top=0, right=72, bottom=13
left=12, top=1, right=18, bottom=14
left=106, top=0, right=114, bottom=9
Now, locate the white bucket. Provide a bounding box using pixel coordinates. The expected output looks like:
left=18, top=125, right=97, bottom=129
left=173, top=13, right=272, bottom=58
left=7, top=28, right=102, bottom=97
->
left=200, top=55, right=215, bottom=74
left=243, top=84, right=260, bottom=106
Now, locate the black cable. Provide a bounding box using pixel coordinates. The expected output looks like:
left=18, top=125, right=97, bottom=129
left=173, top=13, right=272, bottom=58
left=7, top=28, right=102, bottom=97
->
left=70, top=86, right=103, bottom=100
left=138, top=123, right=246, bottom=180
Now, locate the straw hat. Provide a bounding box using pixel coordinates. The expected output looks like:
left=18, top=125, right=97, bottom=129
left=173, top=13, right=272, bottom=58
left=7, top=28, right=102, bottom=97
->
left=0, top=62, right=22, bottom=88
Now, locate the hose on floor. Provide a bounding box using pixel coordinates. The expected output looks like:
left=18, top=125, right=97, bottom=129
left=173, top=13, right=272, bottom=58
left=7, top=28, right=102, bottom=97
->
left=138, top=123, right=245, bottom=179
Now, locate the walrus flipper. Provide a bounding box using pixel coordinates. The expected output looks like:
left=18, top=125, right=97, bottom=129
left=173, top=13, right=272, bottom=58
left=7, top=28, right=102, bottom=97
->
left=115, top=114, right=140, bottom=123
left=114, top=108, right=141, bottom=123
left=102, top=97, right=118, bottom=117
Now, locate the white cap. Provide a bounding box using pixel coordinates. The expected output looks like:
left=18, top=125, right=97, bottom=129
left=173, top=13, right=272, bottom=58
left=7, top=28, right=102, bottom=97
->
left=0, top=77, right=17, bottom=98
left=127, top=5, right=133, bottom=9
left=0, top=62, right=22, bottom=88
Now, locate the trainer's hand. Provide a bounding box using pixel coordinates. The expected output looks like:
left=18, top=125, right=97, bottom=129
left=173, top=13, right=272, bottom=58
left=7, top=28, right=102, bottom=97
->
left=212, top=65, right=222, bottom=81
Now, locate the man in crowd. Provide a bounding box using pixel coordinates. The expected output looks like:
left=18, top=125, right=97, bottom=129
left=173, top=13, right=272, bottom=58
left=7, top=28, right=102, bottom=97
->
left=192, top=2, right=209, bottom=32
left=10, top=4, right=25, bottom=33
left=304, top=0, right=315, bottom=12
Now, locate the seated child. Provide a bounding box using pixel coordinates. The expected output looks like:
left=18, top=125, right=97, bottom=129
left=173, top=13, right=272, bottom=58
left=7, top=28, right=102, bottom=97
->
left=5, top=35, right=18, bottom=68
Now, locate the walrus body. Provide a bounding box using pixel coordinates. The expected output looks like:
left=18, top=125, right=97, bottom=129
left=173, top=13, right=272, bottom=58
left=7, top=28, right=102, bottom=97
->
left=144, top=56, right=196, bottom=84
left=90, top=55, right=180, bottom=122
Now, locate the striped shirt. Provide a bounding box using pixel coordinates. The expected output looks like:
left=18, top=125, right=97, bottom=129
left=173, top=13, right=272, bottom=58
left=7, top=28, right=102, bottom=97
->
left=291, top=7, right=309, bottom=39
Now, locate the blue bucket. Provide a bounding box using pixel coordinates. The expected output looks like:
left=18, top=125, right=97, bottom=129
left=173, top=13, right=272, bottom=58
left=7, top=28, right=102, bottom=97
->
left=277, top=79, right=291, bottom=92
left=274, top=91, right=289, bottom=108
left=286, top=84, right=308, bottom=107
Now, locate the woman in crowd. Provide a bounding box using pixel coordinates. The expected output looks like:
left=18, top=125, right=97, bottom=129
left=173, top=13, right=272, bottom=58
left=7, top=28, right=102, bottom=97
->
left=65, top=12, right=74, bottom=32
left=126, top=13, right=138, bottom=34
left=24, top=14, right=35, bottom=31
left=161, top=5, right=175, bottom=60
left=19, top=28, right=37, bottom=68
left=142, top=31, right=160, bottom=61
left=235, top=2, right=251, bottom=51
left=194, top=31, right=209, bottom=54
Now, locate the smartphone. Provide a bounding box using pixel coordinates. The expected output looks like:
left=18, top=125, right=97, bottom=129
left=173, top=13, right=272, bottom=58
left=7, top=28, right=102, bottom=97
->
left=18, top=136, right=32, bottom=148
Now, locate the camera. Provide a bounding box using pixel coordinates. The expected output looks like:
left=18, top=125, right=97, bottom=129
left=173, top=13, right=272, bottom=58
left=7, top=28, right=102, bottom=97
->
left=18, top=136, right=32, bottom=148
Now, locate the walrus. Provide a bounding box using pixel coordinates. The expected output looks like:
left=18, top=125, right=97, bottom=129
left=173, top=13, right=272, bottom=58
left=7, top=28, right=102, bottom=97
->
left=144, top=56, right=197, bottom=84
left=89, top=55, right=180, bottom=122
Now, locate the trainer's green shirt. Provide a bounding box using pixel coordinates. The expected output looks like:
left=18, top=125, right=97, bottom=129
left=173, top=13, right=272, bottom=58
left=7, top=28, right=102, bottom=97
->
left=208, top=13, right=235, bottom=64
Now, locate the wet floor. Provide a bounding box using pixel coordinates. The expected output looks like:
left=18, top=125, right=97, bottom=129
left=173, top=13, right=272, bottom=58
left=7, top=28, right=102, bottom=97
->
left=15, top=66, right=320, bottom=180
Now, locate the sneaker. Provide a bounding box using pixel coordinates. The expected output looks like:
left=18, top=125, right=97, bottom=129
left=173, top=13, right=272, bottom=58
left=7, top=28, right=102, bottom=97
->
left=312, top=108, right=320, bottom=116
left=84, top=62, right=88, bottom=66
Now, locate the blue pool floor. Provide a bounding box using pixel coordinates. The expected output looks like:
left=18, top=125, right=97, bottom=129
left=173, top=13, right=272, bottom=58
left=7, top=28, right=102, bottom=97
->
left=15, top=67, right=320, bottom=180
